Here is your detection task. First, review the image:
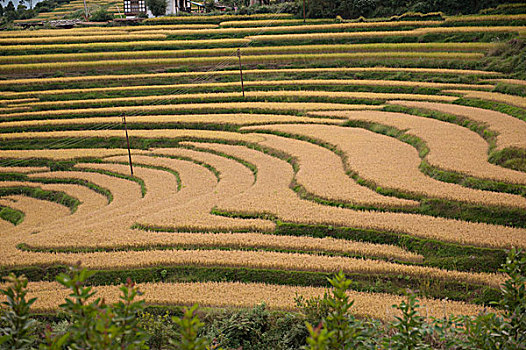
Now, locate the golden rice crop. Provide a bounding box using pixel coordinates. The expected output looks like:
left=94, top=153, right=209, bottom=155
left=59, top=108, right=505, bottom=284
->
left=0, top=247, right=505, bottom=286
left=83, top=154, right=265, bottom=236
left=0, top=34, right=168, bottom=45
left=0, top=43, right=495, bottom=65
left=143, top=13, right=293, bottom=23
left=185, top=141, right=526, bottom=249
left=0, top=67, right=498, bottom=86
left=246, top=90, right=457, bottom=102
left=0, top=38, right=250, bottom=54
left=445, top=14, right=526, bottom=23
left=0, top=52, right=482, bottom=74
left=247, top=26, right=526, bottom=42
left=76, top=162, right=180, bottom=203
left=309, top=110, right=526, bottom=185
left=484, top=78, right=526, bottom=86
left=133, top=20, right=444, bottom=37
left=0, top=217, right=14, bottom=231
left=0, top=30, right=129, bottom=38
left=444, top=89, right=526, bottom=109
left=241, top=124, right=526, bottom=208
left=22, top=153, right=273, bottom=239
left=255, top=133, right=419, bottom=208
left=0, top=129, right=265, bottom=143
left=119, top=24, right=220, bottom=31
left=0, top=148, right=146, bottom=160
left=0, top=166, right=48, bottom=173
left=0, top=24, right=220, bottom=38
left=0, top=98, right=39, bottom=104
left=1, top=79, right=493, bottom=99
left=0, top=107, right=30, bottom=114
left=0, top=280, right=488, bottom=320
left=31, top=170, right=143, bottom=210
left=35, top=183, right=108, bottom=215
left=26, top=231, right=423, bottom=262
left=13, top=169, right=148, bottom=237
left=0, top=181, right=107, bottom=215
left=10, top=91, right=453, bottom=110
left=101, top=154, right=274, bottom=233
left=0, top=25, right=219, bottom=38
left=0, top=114, right=343, bottom=129
left=0, top=195, right=70, bottom=228
left=388, top=100, right=526, bottom=150
left=219, top=18, right=337, bottom=27
left=1, top=102, right=382, bottom=120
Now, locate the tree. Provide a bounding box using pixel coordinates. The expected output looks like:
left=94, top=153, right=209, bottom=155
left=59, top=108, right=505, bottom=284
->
left=3, top=0, right=17, bottom=20
left=304, top=271, right=379, bottom=350
left=90, top=7, right=114, bottom=21
left=146, top=0, right=167, bottom=17
left=19, top=0, right=33, bottom=10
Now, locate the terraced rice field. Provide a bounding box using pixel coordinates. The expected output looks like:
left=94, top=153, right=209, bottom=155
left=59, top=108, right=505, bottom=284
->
left=1, top=12, right=526, bottom=320
left=14, top=0, right=121, bottom=23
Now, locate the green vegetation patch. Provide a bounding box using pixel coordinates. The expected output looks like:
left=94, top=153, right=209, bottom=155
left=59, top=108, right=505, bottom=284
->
left=0, top=205, right=24, bottom=225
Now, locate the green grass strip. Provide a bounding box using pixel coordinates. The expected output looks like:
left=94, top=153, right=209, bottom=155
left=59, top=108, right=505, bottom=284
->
left=0, top=205, right=24, bottom=225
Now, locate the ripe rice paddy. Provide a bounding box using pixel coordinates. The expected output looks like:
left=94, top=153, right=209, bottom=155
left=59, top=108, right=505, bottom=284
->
left=1, top=12, right=525, bottom=320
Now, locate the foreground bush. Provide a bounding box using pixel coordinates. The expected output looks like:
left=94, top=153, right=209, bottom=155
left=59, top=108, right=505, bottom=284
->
left=304, top=248, right=525, bottom=350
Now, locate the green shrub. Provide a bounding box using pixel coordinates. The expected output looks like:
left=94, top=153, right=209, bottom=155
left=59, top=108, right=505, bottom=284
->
left=146, top=0, right=167, bottom=17
left=383, top=292, right=429, bottom=350
left=169, top=304, right=212, bottom=350
left=389, top=11, right=444, bottom=21
left=0, top=274, right=37, bottom=349
left=465, top=248, right=526, bottom=349
left=304, top=271, right=380, bottom=350
left=89, top=7, right=114, bottom=21
left=41, top=265, right=149, bottom=349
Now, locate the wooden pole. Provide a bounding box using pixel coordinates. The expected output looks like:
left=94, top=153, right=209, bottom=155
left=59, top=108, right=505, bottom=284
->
left=82, top=0, right=89, bottom=20
left=237, top=49, right=245, bottom=98
left=122, top=116, right=134, bottom=176
left=303, top=0, right=306, bottom=23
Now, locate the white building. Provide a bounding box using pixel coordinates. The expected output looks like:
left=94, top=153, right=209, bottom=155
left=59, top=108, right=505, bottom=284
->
left=166, top=0, right=191, bottom=14
left=124, top=0, right=190, bottom=16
